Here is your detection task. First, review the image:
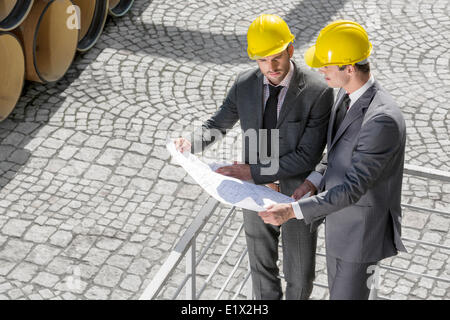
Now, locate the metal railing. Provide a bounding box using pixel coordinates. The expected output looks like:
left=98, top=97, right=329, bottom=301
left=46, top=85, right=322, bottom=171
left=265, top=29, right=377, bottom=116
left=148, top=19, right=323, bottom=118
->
left=140, top=164, right=450, bottom=300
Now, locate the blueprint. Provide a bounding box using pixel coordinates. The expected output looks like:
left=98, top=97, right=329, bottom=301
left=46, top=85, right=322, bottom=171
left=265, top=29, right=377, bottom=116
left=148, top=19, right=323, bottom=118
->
left=166, top=141, right=295, bottom=211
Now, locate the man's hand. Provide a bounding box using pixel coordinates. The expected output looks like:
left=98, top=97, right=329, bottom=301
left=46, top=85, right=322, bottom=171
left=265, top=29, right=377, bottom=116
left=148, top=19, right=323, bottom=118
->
left=265, top=183, right=280, bottom=192
left=258, top=203, right=296, bottom=226
left=291, top=179, right=317, bottom=200
left=174, top=137, right=191, bottom=153
left=215, top=161, right=252, bottom=181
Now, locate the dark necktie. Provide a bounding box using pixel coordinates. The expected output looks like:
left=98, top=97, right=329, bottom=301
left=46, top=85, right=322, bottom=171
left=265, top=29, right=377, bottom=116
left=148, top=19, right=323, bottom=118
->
left=332, top=93, right=350, bottom=140
left=263, top=85, right=282, bottom=157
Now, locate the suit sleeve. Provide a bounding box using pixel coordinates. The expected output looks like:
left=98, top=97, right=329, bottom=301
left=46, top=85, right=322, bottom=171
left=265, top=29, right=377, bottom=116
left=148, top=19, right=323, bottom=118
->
left=314, top=151, right=328, bottom=176
left=250, top=87, right=334, bottom=184
left=190, top=80, right=240, bottom=153
left=299, top=114, right=402, bottom=225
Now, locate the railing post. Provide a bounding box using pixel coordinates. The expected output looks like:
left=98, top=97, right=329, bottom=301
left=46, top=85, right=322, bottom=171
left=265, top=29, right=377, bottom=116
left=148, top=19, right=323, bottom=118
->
left=186, top=239, right=196, bottom=299
left=247, top=259, right=253, bottom=300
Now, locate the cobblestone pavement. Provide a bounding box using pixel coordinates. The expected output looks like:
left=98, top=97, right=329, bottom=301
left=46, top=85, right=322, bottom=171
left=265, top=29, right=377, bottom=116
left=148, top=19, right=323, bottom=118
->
left=0, top=0, right=449, bottom=300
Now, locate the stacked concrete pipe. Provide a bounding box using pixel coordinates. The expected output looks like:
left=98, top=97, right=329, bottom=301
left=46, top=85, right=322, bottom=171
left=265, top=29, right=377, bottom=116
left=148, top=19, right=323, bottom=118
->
left=0, top=32, right=25, bottom=121
left=0, top=0, right=135, bottom=122
left=13, top=0, right=79, bottom=83
left=108, top=0, right=134, bottom=17
left=72, top=0, right=108, bottom=52
left=0, top=0, right=34, bottom=31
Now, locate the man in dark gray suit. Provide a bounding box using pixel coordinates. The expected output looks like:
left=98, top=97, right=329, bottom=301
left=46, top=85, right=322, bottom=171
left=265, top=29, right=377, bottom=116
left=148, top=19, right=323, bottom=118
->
left=174, top=14, right=333, bottom=299
left=259, top=20, right=407, bottom=300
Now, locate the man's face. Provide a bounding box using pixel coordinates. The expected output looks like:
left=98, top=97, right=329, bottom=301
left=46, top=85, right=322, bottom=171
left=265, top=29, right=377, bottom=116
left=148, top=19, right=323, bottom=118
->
left=256, top=46, right=293, bottom=85
left=318, top=65, right=351, bottom=88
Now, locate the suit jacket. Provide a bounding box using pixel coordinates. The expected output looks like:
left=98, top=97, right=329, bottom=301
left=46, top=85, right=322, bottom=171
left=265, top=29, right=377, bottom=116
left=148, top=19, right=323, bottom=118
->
left=299, top=80, right=407, bottom=263
left=191, top=62, right=334, bottom=197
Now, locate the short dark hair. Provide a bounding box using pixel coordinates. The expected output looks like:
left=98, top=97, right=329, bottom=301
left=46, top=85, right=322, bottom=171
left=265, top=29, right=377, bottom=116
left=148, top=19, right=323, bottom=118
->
left=355, top=62, right=370, bottom=74
left=338, top=63, right=370, bottom=74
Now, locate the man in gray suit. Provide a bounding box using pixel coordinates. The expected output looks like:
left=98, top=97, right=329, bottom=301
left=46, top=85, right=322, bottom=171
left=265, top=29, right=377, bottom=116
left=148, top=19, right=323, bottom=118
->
left=175, top=14, right=334, bottom=299
left=259, top=20, right=407, bottom=300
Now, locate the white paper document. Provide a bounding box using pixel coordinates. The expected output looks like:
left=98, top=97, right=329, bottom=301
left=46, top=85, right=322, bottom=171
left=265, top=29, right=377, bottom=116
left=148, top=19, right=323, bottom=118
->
left=166, top=141, right=295, bottom=211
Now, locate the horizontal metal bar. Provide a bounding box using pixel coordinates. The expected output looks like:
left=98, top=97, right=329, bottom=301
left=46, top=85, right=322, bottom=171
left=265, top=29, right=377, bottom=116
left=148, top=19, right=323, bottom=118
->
left=401, top=203, right=450, bottom=217
left=380, top=264, right=450, bottom=283
left=139, top=198, right=219, bottom=300
left=402, top=237, right=450, bottom=250
left=318, top=231, right=450, bottom=255
left=196, top=206, right=236, bottom=266
left=317, top=250, right=450, bottom=282
left=316, top=252, right=326, bottom=257
left=233, top=271, right=251, bottom=300
left=197, top=223, right=245, bottom=299
left=313, top=281, right=329, bottom=289
left=215, top=248, right=248, bottom=300
left=404, top=164, right=450, bottom=182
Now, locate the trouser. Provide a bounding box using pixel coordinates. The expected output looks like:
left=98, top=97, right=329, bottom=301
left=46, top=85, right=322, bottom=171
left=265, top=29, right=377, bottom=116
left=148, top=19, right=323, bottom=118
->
left=243, top=209, right=318, bottom=300
left=326, top=254, right=379, bottom=300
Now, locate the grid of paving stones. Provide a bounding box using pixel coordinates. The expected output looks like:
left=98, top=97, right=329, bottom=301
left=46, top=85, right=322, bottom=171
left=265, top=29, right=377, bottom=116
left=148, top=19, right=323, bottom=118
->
left=0, top=0, right=449, bottom=299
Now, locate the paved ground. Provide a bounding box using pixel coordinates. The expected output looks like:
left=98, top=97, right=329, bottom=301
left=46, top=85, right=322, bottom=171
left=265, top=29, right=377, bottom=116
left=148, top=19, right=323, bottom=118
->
left=0, top=0, right=449, bottom=300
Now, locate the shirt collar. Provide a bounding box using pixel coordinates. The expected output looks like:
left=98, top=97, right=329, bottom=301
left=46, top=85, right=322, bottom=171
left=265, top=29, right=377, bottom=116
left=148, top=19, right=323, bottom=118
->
left=263, top=60, right=294, bottom=88
left=347, top=74, right=375, bottom=107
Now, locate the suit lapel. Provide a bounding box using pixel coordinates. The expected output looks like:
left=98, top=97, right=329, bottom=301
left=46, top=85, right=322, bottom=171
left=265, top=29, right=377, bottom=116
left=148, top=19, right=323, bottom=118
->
left=327, top=89, right=346, bottom=147
left=329, top=82, right=378, bottom=151
left=276, top=64, right=305, bottom=128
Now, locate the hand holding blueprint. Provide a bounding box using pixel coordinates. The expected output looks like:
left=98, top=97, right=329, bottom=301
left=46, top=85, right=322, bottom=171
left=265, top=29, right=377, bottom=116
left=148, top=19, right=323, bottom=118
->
left=166, top=141, right=296, bottom=211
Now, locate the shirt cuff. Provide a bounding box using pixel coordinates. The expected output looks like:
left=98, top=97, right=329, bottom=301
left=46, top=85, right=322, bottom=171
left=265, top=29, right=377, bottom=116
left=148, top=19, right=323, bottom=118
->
left=306, top=171, right=323, bottom=189
left=291, top=202, right=304, bottom=220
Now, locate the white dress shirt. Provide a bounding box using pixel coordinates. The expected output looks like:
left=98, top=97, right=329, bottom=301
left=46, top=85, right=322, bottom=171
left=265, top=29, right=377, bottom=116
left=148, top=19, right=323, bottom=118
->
left=291, top=75, right=375, bottom=220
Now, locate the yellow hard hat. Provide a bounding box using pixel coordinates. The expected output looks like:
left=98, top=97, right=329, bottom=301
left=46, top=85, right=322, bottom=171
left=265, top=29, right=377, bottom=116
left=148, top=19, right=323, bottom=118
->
left=247, top=14, right=295, bottom=60
left=304, top=20, right=372, bottom=68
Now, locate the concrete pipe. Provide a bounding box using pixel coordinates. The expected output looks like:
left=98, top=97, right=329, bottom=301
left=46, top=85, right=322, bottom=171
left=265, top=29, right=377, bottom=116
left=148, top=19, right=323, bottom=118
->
left=0, top=0, right=34, bottom=31
left=108, top=0, right=134, bottom=18
left=0, top=32, right=25, bottom=121
left=71, top=0, right=108, bottom=52
left=13, top=0, right=79, bottom=83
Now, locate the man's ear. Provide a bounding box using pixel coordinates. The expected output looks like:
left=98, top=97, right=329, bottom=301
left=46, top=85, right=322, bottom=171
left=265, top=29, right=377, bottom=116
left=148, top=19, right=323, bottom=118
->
left=288, top=44, right=294, bottom=58
left=346, top=64, right=356, bottom=75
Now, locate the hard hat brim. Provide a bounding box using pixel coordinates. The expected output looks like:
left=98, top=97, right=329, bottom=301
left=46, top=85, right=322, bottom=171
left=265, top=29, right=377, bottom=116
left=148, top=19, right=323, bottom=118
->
left=248, top=40, right=293, bottom=60
left=304, top=45, right=324, bottom=68
left=304, top=43, right=373, bottom=68
left=248, top=43, right=287, bottom=60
